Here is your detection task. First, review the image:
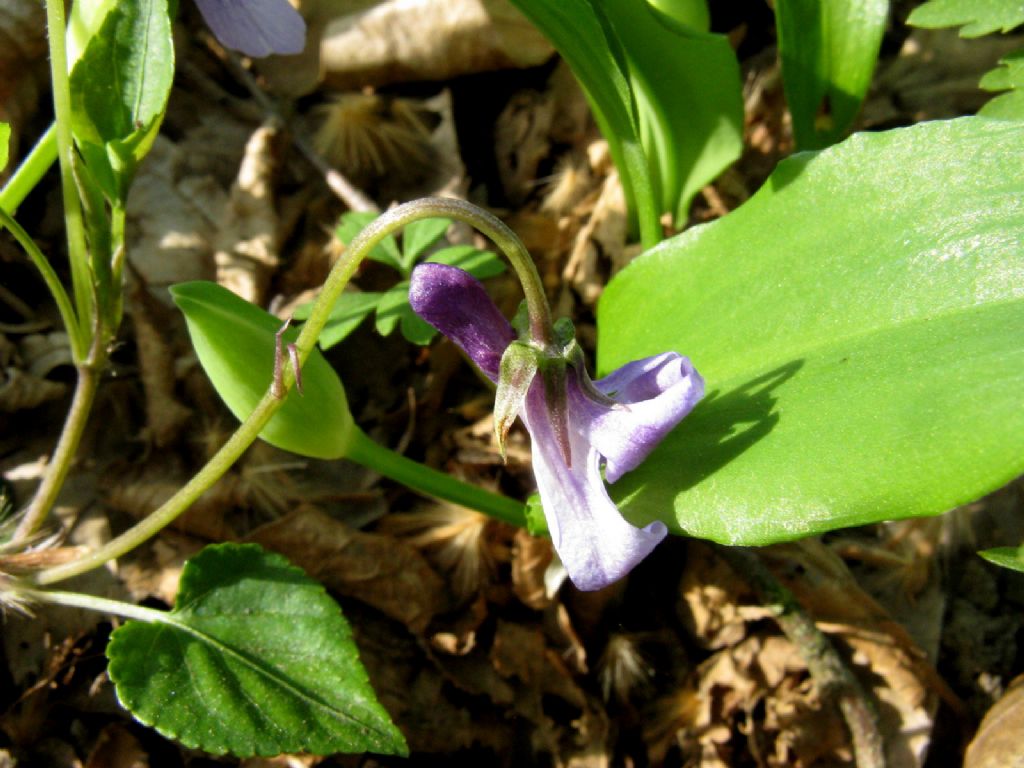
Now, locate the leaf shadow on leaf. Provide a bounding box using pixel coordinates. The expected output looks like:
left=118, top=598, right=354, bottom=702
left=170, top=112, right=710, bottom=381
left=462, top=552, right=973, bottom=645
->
left=616, top=359, right=804, bottom=515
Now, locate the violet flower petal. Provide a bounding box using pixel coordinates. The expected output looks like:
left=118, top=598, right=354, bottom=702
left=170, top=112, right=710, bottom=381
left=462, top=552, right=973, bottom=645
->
left=522, top=385, right=668, bottom=591
left=194, top=0, right=306, bottom=57
left=410, top=263, right=516, bottom=380
left=575, top=352, right=704, bottom=483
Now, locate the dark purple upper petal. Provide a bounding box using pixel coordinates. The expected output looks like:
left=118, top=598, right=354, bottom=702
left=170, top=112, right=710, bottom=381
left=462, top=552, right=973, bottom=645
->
left=574, top=352, right=704, bottom=483
left=194, top=0, right=306, bottom=57
left=522, top=384, right=667, bottom=591
left=410, top=263, right=515, bottom=381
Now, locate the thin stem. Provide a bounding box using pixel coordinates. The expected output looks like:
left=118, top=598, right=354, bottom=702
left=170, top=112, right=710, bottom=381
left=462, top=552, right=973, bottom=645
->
left=45, top=0, right=94, bottom=334
left=0, top=123, right=57, bottom=215
left=0, top=208, right=86, bottom=360
left=19, top=586, right=171, bottom=624
left=347, top=428, right=526, bottom=527
left=621, top=138, right=662, bottom=251
left=34, top=198, right=533, bottom=584
left=715, top=545, right=886, bottom=768
left=13, top=349, right=104, bottom=543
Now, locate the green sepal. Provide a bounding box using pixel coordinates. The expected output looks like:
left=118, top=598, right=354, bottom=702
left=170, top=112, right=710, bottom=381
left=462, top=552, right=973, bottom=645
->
left=495, top=341, right=541, bottom=460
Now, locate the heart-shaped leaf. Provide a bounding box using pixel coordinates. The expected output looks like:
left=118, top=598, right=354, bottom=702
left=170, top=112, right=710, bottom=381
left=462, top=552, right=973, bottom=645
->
left=107, top=543, right=407, bottom=757
left=171, top=281, right=354, bottom=459
left=597, top=117, right=1024, bottom=545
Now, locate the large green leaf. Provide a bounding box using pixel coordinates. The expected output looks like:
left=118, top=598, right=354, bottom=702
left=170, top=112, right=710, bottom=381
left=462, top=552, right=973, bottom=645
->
left=907, top=0, right=1024, bottom=36
left=171, top=281, right=354, bottom=459
left=107, top=543, right=407, bottom=757
left=979, top=48, right=1024, bottom=120
left=597, top=117, right=1024, bottom=545
left=775, top=0, right=888, bottom=149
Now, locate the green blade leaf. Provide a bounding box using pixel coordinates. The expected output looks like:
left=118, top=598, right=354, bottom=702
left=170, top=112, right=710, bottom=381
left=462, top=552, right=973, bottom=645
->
left=601, top=0, right=744, bottom=223
left=337, top=212, right=402, bottom=271
left=107, top=543, right=407, bottom=757
left=597, top=117, right=1024, bottom=545
left=775, top=0, right=888, bottom=149
left=427, top=244, right=507, bottom=279
left=171, top=281, right=354, bottom=459
left=401, top=217, right=452, bottom=273
left=978, top=546, right=1024, bottom=574
left=907, top=0, right=1024, bottom=37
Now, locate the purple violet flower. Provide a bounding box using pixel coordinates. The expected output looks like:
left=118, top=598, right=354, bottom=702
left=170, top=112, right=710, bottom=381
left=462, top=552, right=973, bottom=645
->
left=194, top=0, right=306, bottom=57
left=410, top=263, right=704, bottom=591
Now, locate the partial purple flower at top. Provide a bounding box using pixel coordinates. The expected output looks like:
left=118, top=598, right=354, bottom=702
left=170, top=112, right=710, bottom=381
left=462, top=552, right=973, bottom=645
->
left=195, top=0, right=306, bottom=57
left=410, top=263, right=705, bottom=591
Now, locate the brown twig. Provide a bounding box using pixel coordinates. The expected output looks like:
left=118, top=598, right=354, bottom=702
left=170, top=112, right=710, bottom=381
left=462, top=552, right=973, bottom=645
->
left=715, top=544, right=887, bottom=768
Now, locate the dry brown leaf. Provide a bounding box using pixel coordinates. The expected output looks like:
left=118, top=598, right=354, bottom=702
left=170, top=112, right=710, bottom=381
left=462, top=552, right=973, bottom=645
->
left=83, top=723, right=148, bottom=768
left=0, top=367, right=67, bottom=412
left=214, top=122, right=282, bottom=304
left=317, top=0, right=553, bottom=91
left=127, top=282, right=192, bottom=447
left=512, top=527, right=554, bottom=609
left=765, top=540, right=941, bottom=767
left=246, top=506, right=446, bottom=633
left=964, top=673, right=1024, bottom=768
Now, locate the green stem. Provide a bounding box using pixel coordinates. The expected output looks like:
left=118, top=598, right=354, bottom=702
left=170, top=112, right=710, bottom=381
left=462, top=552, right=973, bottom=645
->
left=19, top=586, right=171, bottom=624
left=0, top=123, right=57, bottom=215
left=33, top=198, right=534, bottom=585
left=347, top=428, right=526, bottom=527
left=0, top=208, right=86, bottom=360
left=45, top=0, right=94, bottom=335
left=13, top=348, right=104, bottom=543
left=621, top=138, right=662, bottom=251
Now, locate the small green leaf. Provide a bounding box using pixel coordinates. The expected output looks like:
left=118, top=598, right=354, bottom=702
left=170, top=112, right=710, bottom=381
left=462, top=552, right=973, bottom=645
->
left=401, top=217, right=451, bottom=273
left=597, top=117, right=1024, bottom=545
left=171, top=281, right=354, bottom=459
left=68, top=0, right=173, bottom=194
left=907, top=0, right=1024, bottom=37
left=294, top=291, right=383, bottom=350
left=107, top=543, right=407, bottom=757
left=0, top=122, right=9, bottom=172
left=428, top=245, right=507, bottom=279
left=374, top=282, right=437, bottom=345
left=979, top=48, right=1024, bottom=120
left=775, top=0, right=888, bottom=149
left=979, top=546, right=1024, bottom=574
left=337, top=212, right=402, bottom=271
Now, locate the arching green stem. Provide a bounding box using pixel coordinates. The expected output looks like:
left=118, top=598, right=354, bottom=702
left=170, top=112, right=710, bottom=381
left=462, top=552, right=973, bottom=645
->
left=34, top=198, right=537, bottom=585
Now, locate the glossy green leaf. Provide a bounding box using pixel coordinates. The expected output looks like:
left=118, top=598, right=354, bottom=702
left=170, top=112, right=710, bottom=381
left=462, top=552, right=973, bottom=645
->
left=0, top=122, right=8, bottom=172
left=597, top=117, right=1024, bottom=545
left=171, top=281, right=354, bottom=459
left=907, top=0, right=1024, bottom=36
left=979, top=546, right=1024, bottom=573
left=107, top=543, right=407, bottom=757
left=428, top=244, right=507, bottom=279
left=646, top=0, right=709, bottom=32
left=337, top=212, right=402, bottom=271
left=979, top=48, right=1024, bottom=120
left=511, top=0, right=742, bottom=226
left=775, top=0, right=888, bottom=149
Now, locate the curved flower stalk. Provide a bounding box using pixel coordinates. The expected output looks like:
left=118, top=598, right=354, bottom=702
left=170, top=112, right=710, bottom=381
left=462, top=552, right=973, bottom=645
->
left=195, top=0, right=306, bottom=57
left=410, top=263, right=704, bottom=591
